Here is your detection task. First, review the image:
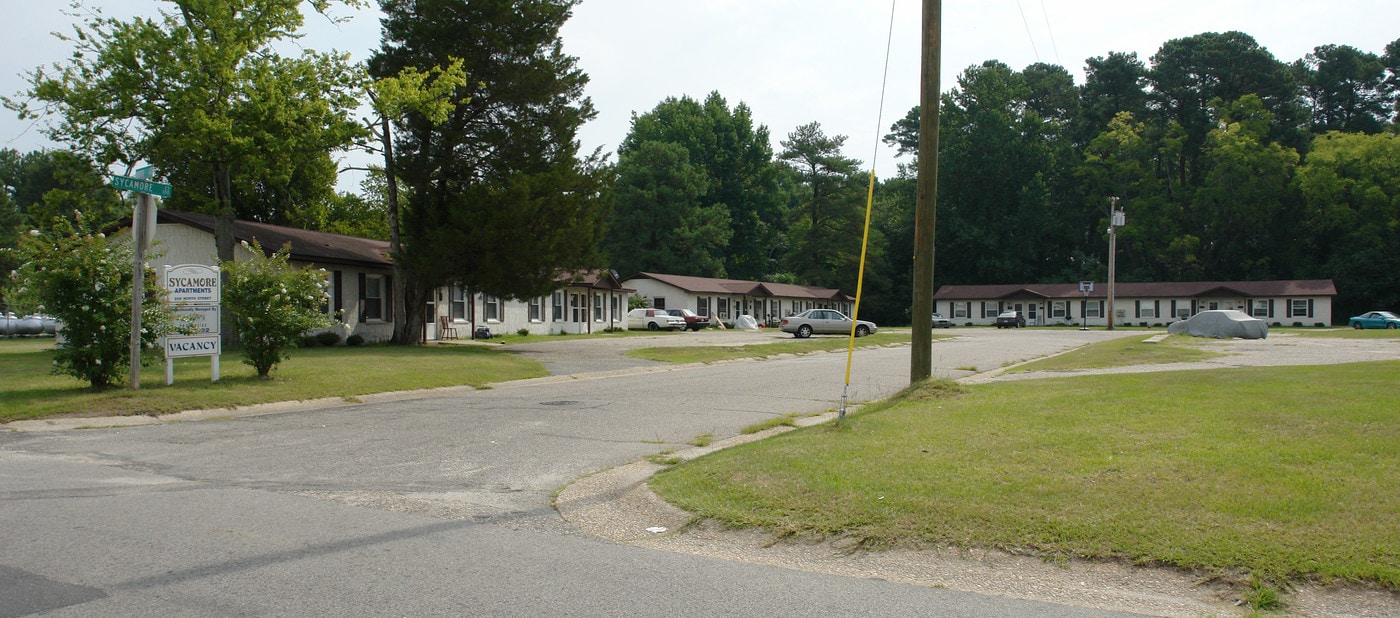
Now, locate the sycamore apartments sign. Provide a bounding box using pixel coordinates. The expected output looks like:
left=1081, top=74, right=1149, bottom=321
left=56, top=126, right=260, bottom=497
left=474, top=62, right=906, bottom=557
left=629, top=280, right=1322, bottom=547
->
left=164, top=264, right=221, bottom=381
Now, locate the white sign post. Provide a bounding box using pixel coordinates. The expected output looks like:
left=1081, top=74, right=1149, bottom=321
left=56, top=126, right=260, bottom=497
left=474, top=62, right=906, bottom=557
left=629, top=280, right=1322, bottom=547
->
left=164, top=264, right=221, bottom=384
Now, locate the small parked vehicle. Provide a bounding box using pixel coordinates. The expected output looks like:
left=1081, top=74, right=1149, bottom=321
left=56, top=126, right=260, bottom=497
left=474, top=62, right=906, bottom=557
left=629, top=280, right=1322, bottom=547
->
left=665, top=308, right=708, bottom=331
left=780, top=309, right=876, bottom=338
left=1348, top=311, right=1400, bottom=329
left=627, top=308, right=685, bottom=331
left=995, top=311, right=1026, bottom=328
left=931, top=313, right=952, bottom=328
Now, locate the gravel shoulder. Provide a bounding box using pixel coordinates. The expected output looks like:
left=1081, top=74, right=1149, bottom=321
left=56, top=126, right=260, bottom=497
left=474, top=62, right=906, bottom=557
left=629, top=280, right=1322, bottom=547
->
left=557, top=331, right=1400, bottom=618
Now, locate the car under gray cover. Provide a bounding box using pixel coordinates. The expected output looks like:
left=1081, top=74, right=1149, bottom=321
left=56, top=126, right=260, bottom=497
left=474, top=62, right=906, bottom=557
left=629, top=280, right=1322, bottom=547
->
left=1167, top=309, right=1268, bottom=339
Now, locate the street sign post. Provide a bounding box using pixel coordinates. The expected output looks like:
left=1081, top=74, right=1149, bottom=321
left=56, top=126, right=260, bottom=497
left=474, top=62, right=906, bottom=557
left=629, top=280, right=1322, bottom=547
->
left=111, top=174, right=172, bottom=198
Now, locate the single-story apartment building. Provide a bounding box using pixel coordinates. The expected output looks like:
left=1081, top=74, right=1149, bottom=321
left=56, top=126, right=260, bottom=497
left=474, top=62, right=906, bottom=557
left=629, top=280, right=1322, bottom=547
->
left=623, top=272, right=855, bottom=325
left=137, top=210, right=634, bottom=342
left=933, top=280, right=1338, bottom=327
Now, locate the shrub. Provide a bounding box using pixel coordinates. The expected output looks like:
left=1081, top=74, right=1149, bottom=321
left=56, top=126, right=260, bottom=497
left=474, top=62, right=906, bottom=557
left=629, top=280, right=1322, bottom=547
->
left=1314, top=322, right=1326, bottom=328
left=222, top=240, right=333, bottom=377
left=346, top=334, right=365, bottom=346
left=1293, top=322, right=1304, bottom=327
left=299, top=335, right=319, bottom=348
left=315, top=331, right=342, bottom=346
left=3, top=215, right=179, bottom=388
left=516, top=328, right=530, bottom=337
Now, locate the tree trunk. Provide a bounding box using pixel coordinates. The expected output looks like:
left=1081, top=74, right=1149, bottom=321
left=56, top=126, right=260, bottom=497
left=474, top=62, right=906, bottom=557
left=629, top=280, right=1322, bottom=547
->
left=213, top=161, right=237, bottom=347
left=380, top=115, right=422, bottom=344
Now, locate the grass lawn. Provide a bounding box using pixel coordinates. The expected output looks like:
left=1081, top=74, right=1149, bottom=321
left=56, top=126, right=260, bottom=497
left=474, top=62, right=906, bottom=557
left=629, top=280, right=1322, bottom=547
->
left=1280, top=327, right=1400, bottom=339
left=650, top=363, right=1400, bottom=591
left=0, top=338, right=546, bottom=422
left=625, top=331, right=916, bottom=364
left=1009, top=334, right=1224, bottom=373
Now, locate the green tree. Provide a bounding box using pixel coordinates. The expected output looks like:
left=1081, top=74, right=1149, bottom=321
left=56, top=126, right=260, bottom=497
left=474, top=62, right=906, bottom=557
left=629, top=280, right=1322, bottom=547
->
left=221, top=240, right=333, bottom=378
left=778, top=122, right=880, bottom=292
left=604, top=141, right=729, bottom=277
left=0, top=149, right=125, bottom=230
left=3, top=214, right=179, bottom=388
left=1296, top=44, right=1393, bottom=134
left=1295, top=131, right=1400, bottom=316
left=1147, top=31, right=1301, bottom=188
left=1189, top=96, right=1301, bottom=280
left=621, top=92, right=787, bottom=280
left=6, top=0, right=365, bottom=269
left=370, top=0, right=611, bottom=343
left=1077, top=51, right=1149, bottom=146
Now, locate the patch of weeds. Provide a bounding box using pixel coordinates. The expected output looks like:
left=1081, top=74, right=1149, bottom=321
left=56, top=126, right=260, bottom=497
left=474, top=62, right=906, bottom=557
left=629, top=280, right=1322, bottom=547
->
left=644, top=449, right=682, bottom=466
left=1242, top=574, right=1286, bottom=612
left=688, top=433, right=714, bottom=447
left=954, top=365, right=978, bottom=372
left=741, top=414, right=799, bottom=434
left=342, top=395, right=363, bottom=403
left=640, top=438, right=666, bottom=445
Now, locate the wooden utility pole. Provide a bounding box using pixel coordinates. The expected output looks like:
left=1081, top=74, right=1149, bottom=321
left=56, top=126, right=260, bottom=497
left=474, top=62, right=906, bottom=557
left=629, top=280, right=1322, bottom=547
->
left=911, top=0, right=941, bottom=383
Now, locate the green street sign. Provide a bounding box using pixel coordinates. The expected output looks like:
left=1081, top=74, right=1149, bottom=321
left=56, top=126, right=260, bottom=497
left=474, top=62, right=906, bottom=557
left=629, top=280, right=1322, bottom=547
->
left=112, top=174, right=172, bottom=198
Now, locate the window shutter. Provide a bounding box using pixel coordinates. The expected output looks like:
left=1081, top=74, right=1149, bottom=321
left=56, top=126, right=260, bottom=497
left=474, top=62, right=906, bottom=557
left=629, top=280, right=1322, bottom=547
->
left=358, top=272, right=366, bottom=323
left=1170, top=299, right=1177, bottom=318
left=1268, top=299, right=1274, bottom=318
left=1099, top=300, right=1105, bottom=316
left=1154, top=300, right=1160, bottom=318
left=1135, top=300, right=1141, bottom=318
left=385, top=276, right=394, bottom=322
left=334, top=270, right=343, bottom=316
left=1308, top=298, right=1314, bottom=318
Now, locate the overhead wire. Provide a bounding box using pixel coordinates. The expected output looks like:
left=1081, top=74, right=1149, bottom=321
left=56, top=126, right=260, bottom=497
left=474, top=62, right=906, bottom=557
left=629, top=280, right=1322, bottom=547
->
left=840, top=0, right=898, bottom=422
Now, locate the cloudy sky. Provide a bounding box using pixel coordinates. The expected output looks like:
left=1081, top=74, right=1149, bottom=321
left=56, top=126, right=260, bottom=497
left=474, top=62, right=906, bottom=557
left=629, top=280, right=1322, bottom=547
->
left=2, top=1, right=1395, bottom=186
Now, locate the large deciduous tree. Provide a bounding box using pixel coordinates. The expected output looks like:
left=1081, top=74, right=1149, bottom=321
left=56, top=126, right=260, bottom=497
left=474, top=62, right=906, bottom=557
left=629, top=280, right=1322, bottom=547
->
left=604, top=141, right=729, bottom=277
left=370, top=0, right=611, bottom=344
left=1295, top=131, right=1400, bottom=317
left=6, top=1, right=366, bottom=271
left=618, top=92, right=787, bottom=280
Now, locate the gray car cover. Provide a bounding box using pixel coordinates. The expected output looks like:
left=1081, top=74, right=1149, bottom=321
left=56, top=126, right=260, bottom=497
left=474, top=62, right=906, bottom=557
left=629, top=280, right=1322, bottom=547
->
left=1167, top=309, right=1268, bottom=339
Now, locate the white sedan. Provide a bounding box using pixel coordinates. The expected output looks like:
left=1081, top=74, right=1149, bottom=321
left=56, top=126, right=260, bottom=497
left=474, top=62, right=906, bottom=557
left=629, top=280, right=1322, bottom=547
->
left=626, top=308, right=685, bottom=331
left=779, top=309, right=877, bottom=338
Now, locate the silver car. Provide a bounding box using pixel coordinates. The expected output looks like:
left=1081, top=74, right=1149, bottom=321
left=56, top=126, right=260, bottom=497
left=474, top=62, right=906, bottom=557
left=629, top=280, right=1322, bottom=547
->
left=779, top=309, right=877, bottom=338
left=626, top=308, right=685, bottom=331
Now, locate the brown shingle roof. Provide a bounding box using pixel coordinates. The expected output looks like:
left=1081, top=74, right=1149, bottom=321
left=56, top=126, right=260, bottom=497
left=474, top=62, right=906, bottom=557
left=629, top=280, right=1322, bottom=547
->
left=628, top=272, right=852, bottom=301
left=157, top=210, right=392, bottom=268
left=934, top=280, right=1338, bottom=300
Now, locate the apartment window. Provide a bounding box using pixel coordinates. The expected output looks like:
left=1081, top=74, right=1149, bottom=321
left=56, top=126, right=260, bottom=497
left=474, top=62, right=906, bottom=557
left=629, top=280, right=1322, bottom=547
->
left=698, top=297, right=709, bottom=317
left=653, top=297, right=666, bottom=310
left=451, top=286, right=467, bottom=320
left=1290, top=299, right=1311, bottom=318
left=1085, top=301, right=1101, bottom=318
left=1178, top=308, right=1190, bottom=319
left=553, top=292, right=565, bottom=321
left=363, top=275, right=385, bottom=321
left=1253, top=300, right=1270, bottom=318
left=953, top=303, right=968, bottom=319
left=1051, top=301, right=1066, bottom=319
left=484, top=295, right=501, bottom=321
left=323, top=271, right=337, bottom=317
left=610, top=295, right=620, bottom=321
left=718, top=300, right=730, bottom=320
left=593, top=293, right=604, bottom=321
left=1138, top=301, right=1156, bottom=319
left=529, top=297, right=543, bottom=322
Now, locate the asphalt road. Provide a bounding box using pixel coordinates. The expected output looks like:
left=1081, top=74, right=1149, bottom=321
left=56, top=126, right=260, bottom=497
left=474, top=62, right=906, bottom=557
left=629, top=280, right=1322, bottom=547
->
left=1, top=329, right=1146, bottom=616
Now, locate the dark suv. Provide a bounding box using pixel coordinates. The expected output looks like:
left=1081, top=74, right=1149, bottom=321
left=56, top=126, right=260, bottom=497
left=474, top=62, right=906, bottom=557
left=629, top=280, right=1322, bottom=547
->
left=995, top=311, right=1026, bottom=328
left=666, top=308, right=708, bottom=331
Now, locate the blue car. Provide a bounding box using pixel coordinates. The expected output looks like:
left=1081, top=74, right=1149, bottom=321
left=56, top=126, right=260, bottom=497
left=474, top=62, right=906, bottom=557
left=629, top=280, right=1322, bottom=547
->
left=1349, top=311, right=1400, bottom=329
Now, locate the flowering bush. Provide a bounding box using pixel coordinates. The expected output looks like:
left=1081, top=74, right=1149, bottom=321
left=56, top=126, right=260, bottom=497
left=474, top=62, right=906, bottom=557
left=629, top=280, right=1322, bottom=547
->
left=3, top=214, right=179, bottom=388
left=222, top=240, right=333, bottom=377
